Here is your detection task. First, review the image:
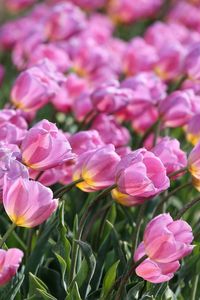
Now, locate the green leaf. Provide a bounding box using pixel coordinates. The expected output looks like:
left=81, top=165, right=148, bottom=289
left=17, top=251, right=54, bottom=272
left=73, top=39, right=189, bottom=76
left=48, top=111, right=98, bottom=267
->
left=126, top=281, right=145, bottom=300
left=28, top=273, right=56, bottom=300
left=54, top=253, right=67, bottom=291
left=75, top=240, right=96, bottom=298
left=66, top=282, right=82, bottom=300
left=100, top=260, right=119, bottom=299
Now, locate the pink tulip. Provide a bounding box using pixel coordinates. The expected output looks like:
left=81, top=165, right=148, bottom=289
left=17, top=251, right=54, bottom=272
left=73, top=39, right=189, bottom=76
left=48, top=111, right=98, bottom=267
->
left=5, top=0, right=36, bottom=12
left=22, top=120, right=74, bottom=171
left=159, top=90, right=200, bottom=128
left=51, top=74, right=87, bottom=113
left=134, top=213, right=194, bottom=283
left=0, top=248, right=23, bottom=286
left=3, top=176, right=58, bottom=227
left=0, top=109, right=28, bottom=145
left=111, top=188, right=145, bottom=206
left=152, top=137, right=187, bottom=176
left=123, top=37, right=158, bottom=75
left=72, top=92, right=93, bottom=122
left=186, top=113, right=200, bottom=145
left=115, top=149, right=170, bottom=198
left=188, top=141, right=200, bottom=191
left=184, top=44, right=200, bottom=81
left=69, top=130, right=104, bottom=155
left=28, top=44, right=70, bottom=72
left=91, top=114, right=130, bottom=148
left=11, top=64, right=59, bottom=112
left=70, top=0, right=106, bottom=10
left=73, top=145, right=120, bottom=192
left=44, top=3, right=86, bottom=41
left=91, top=80, right=133, bottom=114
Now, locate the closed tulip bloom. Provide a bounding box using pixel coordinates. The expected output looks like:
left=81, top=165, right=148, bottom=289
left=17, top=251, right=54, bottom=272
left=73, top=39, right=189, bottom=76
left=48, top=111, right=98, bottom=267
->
left=3, top=177, right=58, bottom=227
left=22, top=120, right=74, bottom=171
left=91, top=80, right=133, bottom=114
left=73, top=145, right=120, bottom=192
left=111, top=188, right=145, bottom=206
left=152, top=137, right=187, bottom=176
left=186, top=113, right=200, bottom=145
left=115, top=149, right=169, bottom=198
left=159, top=90, right=199, bottom=128
left=5, top=0, right=35, bottom=12
left=11, top=63, right=60, bottom=112
left=0, top=109, right=28, bottom=145
left=188, top=141, right=200, bottom=191
left=0, top=249, right=23, bottom=286
left=91, top=114, right=130, bottom=148
left=69, top=130, right=104, bottom=155
left=134, top=213, right=194, bottom=283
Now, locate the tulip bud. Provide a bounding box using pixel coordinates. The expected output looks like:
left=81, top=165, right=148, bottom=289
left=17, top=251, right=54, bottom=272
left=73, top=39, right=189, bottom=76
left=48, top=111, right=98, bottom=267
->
left=22, top=119, right=74, bottom=171
left=3, top=177, right=58, bottom=228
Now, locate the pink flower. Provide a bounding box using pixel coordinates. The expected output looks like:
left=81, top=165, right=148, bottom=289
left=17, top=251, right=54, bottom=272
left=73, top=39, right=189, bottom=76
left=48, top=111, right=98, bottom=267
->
left=111, top=188, right=145, bottom=206
left=51, top=74, right=87, bottom=113
left=0, top=109, right=28, bottom=145
left=22, top=120, right=73, bottom=171
left=159, top=90, right=200, bottom=128
left=11, top=64, right=59, bottom=112
left=5, top=0, right=35, bottom=12
left=44, top=3, right=86, bottom=41
left=115, top=149, right=170, bottom=198
left=91, top=80, right=133, bottom=114
left=69, top=130, right=104, bottom=155
left=73, top=145, right=120, bottom=192
left=152, top=137, right=187, bottom=176
left=134, top=213, right=194, bottom=283
left=72, top=92, right=93, bottom=122
left=123, top=37, right=158, bottom=75
left=186, top=113, right=200, bottom=145
left=91, top=114, right=130, bottom=148
left=188, top=141, right=200, bottom=191
left=0, top=248, right=23, bottom=286
left=3, top=176, right=58, bottom=228
left=70, top=0, right=106, bottom=10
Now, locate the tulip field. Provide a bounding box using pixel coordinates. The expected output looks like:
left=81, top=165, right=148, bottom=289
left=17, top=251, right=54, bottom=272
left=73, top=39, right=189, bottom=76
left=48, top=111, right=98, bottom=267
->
left=1, top=0, right=200, bottom=299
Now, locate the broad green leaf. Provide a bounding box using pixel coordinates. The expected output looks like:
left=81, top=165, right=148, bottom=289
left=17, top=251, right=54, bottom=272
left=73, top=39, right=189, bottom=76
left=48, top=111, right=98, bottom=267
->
left=100, top=260, right=119, bottom=299
left=66, top=282, right=82, bottom=300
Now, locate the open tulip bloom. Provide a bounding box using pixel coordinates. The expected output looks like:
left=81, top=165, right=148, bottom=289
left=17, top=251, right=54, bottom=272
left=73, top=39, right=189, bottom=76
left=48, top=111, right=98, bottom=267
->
left=0, top=0, right=200, bottom=299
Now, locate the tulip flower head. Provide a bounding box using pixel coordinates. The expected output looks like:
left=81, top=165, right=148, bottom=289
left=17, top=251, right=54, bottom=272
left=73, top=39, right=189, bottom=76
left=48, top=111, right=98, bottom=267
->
left=134, top=213, right=194, bottom=283
left=0, top=248, right=23, bottom=286
left=3, top=176, right=58, bottom=228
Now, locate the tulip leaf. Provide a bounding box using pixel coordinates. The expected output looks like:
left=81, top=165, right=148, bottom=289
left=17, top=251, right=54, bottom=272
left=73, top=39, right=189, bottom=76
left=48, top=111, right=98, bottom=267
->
left=75, top=240, right=96, bottom=298
left=28, top=273, right=57, bottom=300
left=66, top=282, right=82, bottom=300
left=100, top=260, right=119, bottom=299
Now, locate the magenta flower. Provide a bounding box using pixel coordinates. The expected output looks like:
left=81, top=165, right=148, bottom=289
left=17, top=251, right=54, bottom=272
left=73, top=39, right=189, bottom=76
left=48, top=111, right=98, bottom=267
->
left=152, top=137, right=187, bottom=176
left=115, top=149, right=170, bottom=198
left=3, top=176, right=58, bottom=228
left=22, top=120, right=74, bottom=171
left=0, top=109, right=28, bottom=145
left=73, top=145, right=120, bottom=192
left=91, top=114, right=130, bottom=148
left=69, top=130, right=104, bottom=155
left=0, top=248, right=23, bottom=286
left=134, top=213, right=194, bottom=283
left=159, top=90, right=200, bottom=128
left=188, top=141, right=200, bottom=191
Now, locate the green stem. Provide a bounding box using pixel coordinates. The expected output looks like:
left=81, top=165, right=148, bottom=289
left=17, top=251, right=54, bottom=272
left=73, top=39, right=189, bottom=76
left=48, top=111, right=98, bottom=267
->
left=152, top=181, right=192, bottom=217
left=54, top=178, right=83, bottom=198
left=168, top=167, right=188, bottom=179
left=69, top=184, right=117, bottom=284
left=192, top=275, right=199, bottom=300
left=175, top=196, right=200, bottom=220
left=132, top=203, right=146, bottom=252
left=0, top=223, right=16, bottom=248
left=114, top=255, right=148, bottom=300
